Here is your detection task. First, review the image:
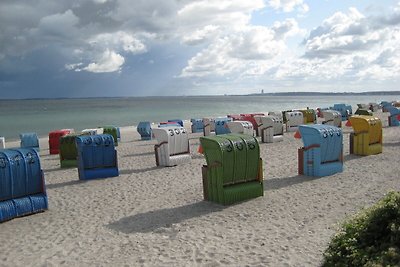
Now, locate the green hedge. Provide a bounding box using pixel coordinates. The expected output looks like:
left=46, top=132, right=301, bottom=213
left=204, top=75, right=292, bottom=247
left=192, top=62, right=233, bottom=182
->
left=322, top=191, right=400, bottom=267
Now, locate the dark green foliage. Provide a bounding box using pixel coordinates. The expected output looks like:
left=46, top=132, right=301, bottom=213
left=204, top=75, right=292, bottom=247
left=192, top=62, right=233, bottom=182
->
left=323, top=191, right=400, bottom=267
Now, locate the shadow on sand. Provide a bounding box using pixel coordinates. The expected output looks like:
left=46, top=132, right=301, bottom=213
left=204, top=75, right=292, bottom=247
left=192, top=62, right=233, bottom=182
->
left=264, top=175, right=319, bottom=191
left=119, top=166, right=160, bottom=175
left=107, top=201, right=223, bottom=234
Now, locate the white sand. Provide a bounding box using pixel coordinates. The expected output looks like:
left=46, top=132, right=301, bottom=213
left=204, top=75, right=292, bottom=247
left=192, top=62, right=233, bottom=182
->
left=1, top=117, right=399, bottom=267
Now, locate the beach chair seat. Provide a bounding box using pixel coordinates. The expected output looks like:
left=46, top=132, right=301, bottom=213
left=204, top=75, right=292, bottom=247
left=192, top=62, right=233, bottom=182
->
left=214, top=117, right=232, bottom=135
left=76, top=134, right=119, bottom=180
left=20, top=132, right=39, bottom=151
left=48, top=129, right=73, bottom=155
left=285, top=111, right=303, bottom=132
left=59, top=134, right=81, bottom=168
left=0, top=137, right=4, bottom=149
left=0, top=148, right=48, bottom=222
left=101, top=126, right=119, bottom=146
left=321, top=110, right=342, bottom=127
left=349, top=115, right=382, bottom=156
left=153, top=127, right=191, bottom=167
left=259, top=116, right=284, bottom=143
left=190, top=119, right=204, bottom=133
left=298, top=125, right=343, bottom=177
left=202, top=117, right=216, bottom=136
left=299, top=109, right=317, bottom=124
left=240, top=113, right=265, bottom=136
left=200, top=134, right=263, bottom=205
left=137, top=121, right=152, bottom=140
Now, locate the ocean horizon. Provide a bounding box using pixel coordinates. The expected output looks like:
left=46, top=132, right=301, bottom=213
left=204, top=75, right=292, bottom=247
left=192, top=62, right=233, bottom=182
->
left=1, top=94, right=399, bottom=141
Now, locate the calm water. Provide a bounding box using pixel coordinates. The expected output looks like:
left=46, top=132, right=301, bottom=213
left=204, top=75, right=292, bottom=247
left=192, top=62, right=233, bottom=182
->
left=1, top=95, right=399, bottom=140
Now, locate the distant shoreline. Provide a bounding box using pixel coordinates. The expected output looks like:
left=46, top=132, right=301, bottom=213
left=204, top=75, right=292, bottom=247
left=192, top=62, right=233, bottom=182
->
left=246, top=91, right=400, bottom=96
left=1, top=91, right=400, bottom=100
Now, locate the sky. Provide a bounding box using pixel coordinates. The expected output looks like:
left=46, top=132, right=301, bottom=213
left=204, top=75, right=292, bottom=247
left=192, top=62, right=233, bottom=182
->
left=0, top=0, right=400, bottom=98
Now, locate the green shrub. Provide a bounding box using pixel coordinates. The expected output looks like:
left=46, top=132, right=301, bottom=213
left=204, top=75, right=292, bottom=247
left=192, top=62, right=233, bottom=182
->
left=322, top=191, right=400, bottom=267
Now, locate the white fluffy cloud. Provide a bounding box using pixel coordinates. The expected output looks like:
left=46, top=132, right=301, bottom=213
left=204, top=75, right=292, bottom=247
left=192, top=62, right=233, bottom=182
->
left=181, top=20, right=302, bottom=78
left=268, top=0, right=309, bottom=13
left=81, top=50, right=125, bottom=73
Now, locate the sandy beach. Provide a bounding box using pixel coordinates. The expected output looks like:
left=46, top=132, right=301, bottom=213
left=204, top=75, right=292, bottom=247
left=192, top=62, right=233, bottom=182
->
left=1, top=114, right=399, bottom=267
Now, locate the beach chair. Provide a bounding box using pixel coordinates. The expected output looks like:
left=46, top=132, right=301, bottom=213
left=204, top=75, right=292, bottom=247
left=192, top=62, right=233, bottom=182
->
left=0, top=137, right=5, bottom=149
left=227, top=114, right=242, bottom=121
left=202, top=118, right=216, bottom=136
left=59, top=134, right=80, bottom=168
left=20, top=132, right=39, bottom=151
left=381, top=101, right=392, bottom=112
left=168, top=119, right=184, bottom=127
left=321, top=110, right=342, bottom=127
left=285, top=111, right=303, bottom=132
left=81, top=128, right=102, bottom=135
left=102, top=126, right=119, bottom=146
left=190, top=119, right=204, bottom=133
left=48, top=129, right=73, bottom=155
left=215, top=117, right=232, bottom=135
left=159, top=122, right=181, bottom=127
left=76, top=134, right=119, bottom=180
left=200, top=134, right=264, bottom=205
left=369, top=103, right=379, bottom=112
left=355, top=108, right=373, bottom=116
left=226, top=121, right=254, bottom=136
left=259, top=116, right=284, bottom=143
left=297, top=125, right=343, bottom=177
left=240, top=113, right=265, bottom=136
left=386, top=106, right=400, bottom=126
left=0, top=148, right=48, bottom=222
left=348, top=115, right=382, bottom=156
left=357, top=103, right=369, bottom=109
left=137, top=121, right=152, bottom=140
left=299, top=109, right=317, bottom=124
left=332, top=104, right=352, bottom=121
left=268, top=111, right=283, bottom=118
left=152, top=127, right=191, bottom=167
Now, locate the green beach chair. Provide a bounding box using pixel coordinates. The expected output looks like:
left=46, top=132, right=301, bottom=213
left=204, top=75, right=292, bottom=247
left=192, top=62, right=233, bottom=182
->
left=101, top=126, right=118, bottom=146
left=200, top=134, right=264, bottom=205
left=59, top=134, right=80, bottom=168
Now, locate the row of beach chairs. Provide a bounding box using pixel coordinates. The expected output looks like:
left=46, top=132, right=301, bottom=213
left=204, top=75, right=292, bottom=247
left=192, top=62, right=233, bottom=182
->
left=0, top=101, right=398, bottom=221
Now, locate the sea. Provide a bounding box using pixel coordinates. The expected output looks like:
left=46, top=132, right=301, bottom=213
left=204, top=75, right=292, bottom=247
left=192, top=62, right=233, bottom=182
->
left=1, top=94, right=399, bottom=140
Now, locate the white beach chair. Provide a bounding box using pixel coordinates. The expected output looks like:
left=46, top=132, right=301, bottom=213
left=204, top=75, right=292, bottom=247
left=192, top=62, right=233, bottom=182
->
left=260, top=116, right=284, bottom=143
left=285, top=111, right=304, bottom=132
left=202, top=117, right=215, bottom=136
left=226, top=121, right=254, bottom=136
left=321, top=110, right=342, bottom=127
left=152, top=127, right=191, bottom=167
left=81, top=128, right=103, bottom=135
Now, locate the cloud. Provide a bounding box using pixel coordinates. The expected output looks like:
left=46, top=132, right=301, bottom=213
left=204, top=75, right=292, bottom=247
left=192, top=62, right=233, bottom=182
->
left=268, top=0, right=309, bottom=13
left=180, top=20, right=302, bottom=78
left=181, top=25, right=220, bottom=45
left=79, top=50, right=125, bottom=73
left=88, top=31, right=147, bottom=54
